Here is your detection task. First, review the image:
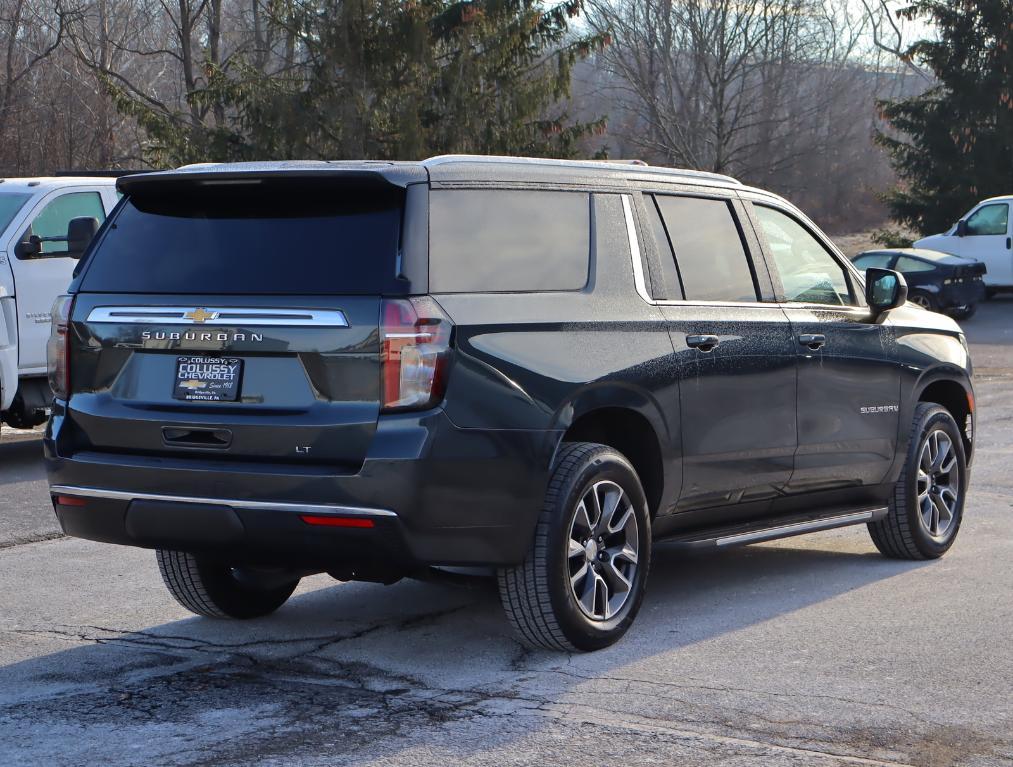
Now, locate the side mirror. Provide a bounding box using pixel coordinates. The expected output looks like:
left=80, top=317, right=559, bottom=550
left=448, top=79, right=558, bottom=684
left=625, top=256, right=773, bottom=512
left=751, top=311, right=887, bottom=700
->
left=14, top=236, right=42, bottom=259
left=865, top=268, right=908, bottom=317
left=955, top=219, right=968, bottom=237
left=67, top=216, right=100, bottom=259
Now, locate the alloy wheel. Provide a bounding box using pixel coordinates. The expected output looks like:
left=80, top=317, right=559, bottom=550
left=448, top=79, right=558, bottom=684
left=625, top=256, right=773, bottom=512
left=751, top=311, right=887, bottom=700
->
left=566, top=480, right=639, bottom=621
left=916, top=429, right=960, bottom=540
left=911, top=294, right=933, bottom=309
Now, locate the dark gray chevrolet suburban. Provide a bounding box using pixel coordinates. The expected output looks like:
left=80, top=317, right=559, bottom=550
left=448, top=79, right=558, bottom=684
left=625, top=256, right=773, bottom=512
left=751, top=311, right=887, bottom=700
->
left=45, top=156, right=974, bottom=651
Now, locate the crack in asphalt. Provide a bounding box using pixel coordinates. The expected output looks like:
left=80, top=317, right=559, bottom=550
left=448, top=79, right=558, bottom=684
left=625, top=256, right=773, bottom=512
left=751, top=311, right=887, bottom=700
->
left=4, top=615, right=1008, bottom=767
left=0, top=531, right=64, bottom=550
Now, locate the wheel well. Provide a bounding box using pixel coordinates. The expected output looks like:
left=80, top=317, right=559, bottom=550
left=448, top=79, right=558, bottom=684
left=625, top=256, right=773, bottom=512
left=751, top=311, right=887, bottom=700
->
left=561, top=408, right=664, bottom=517
left=919, top=380, right=972, bottom=456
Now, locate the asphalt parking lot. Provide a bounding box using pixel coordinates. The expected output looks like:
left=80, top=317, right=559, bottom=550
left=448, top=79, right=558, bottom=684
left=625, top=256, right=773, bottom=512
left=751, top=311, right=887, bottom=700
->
left=1, top=300, right=1011, bottom=767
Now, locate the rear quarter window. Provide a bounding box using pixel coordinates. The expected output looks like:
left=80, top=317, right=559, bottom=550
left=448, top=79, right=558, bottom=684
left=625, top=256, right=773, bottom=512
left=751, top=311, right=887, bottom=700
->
left=429, top=190, right=590, bottom=293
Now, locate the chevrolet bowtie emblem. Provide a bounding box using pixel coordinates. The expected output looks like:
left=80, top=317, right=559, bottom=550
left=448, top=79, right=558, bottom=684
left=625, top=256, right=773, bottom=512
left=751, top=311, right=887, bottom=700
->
left=184, top=308, right=219, bottom=323
left=180, top=379, right=208, bottom=389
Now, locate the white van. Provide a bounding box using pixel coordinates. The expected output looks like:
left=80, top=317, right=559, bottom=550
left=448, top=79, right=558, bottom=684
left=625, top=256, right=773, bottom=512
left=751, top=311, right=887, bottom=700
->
left=0, top=176, right=119, bottom=429
left=915, top=195, right=1012, bottom=294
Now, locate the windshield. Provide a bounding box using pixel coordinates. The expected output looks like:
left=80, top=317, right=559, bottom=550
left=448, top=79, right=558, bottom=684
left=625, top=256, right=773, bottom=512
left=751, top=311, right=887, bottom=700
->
left=0, top=193, right=32, bottom=236
left=78, top=181, right=405, bottom=295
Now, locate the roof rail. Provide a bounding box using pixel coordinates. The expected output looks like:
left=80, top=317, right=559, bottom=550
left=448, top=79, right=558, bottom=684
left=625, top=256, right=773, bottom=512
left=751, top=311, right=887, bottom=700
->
left=422, top=154, right=740, bottom=184
left=55, top=169, right=152, bottom=178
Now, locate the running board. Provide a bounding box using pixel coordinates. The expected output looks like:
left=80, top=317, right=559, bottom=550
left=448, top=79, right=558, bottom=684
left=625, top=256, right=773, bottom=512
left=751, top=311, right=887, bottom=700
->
left=658, top=507, right=888, bottom=550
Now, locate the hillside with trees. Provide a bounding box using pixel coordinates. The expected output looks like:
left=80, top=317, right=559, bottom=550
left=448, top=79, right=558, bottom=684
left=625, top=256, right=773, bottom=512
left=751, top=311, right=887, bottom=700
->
left=0, top=0, right=988, bottom=234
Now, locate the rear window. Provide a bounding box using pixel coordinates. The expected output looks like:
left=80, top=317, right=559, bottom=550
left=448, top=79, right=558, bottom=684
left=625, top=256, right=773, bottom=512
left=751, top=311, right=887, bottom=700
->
left=78, top=182, right=404, bottom=295
left=430, top=190, right=590, bottom=293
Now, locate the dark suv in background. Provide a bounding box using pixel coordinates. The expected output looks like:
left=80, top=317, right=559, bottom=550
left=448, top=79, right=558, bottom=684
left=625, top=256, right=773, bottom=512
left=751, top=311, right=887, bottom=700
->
left=45, top=156, right=974, bottom=651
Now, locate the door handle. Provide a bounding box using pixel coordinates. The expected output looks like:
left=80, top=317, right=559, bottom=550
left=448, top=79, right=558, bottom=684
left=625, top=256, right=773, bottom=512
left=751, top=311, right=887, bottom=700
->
left=798, top=333, right=826, bottom=351
left=1006, top=236, right=1011, bottom=249
left=686, top=334, right=720, bottom=352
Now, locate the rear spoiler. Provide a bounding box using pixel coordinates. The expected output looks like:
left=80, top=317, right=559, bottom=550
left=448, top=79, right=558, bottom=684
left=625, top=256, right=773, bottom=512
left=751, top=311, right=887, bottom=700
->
left=117, top=162, right=428, bottom=195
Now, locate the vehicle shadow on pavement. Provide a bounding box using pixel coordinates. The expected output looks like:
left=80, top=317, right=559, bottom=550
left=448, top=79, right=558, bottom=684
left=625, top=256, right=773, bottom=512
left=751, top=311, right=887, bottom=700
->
left=0, top=438, right=46, bottom=483
left=0, top=534, right=939, bottom=766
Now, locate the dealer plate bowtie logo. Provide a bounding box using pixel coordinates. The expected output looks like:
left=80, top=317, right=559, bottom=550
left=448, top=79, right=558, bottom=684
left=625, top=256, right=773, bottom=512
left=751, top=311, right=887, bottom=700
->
left=178, top=379, right=208, bottom=390
left=183, top=308, right=219, bottom=323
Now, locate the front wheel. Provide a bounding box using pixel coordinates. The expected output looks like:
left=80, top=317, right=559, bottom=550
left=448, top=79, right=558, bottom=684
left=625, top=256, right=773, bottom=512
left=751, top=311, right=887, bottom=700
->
left=156, top=550, right=299, bottom=618
left=868, top=403, right=967, bottom=560
left=498, top=442, right=651, bottom=651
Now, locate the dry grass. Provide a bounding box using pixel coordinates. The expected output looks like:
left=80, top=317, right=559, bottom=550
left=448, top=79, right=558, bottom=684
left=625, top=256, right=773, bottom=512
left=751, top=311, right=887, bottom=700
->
left=833, top=232, right=880, bottom=257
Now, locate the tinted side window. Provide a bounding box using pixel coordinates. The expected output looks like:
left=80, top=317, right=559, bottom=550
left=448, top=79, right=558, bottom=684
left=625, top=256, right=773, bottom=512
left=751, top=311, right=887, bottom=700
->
left=965, top=203, right=1008, bottom=236
left=654, top=196, right=757, bottom=302
left=430, top=190, right=589, bottom=293
left=895, top=256, right=935, bottom=273
left=24, top=192, right=106, bottom=257
left=853, top=253, right=894, bottom=269
left=753, top=205, right=854, bottom=306
left=644, top=195, right=684, bottom=299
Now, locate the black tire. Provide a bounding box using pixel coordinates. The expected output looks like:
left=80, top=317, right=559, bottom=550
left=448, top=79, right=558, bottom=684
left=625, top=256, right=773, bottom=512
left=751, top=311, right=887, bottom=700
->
left=948, top=304, right=977, bottom=321
left=497, top=442, right=651, bottom=652
left=868, top=403, right=967, bottom=560
left=156, top=549, right=299, bottom=618
left=908, top=290, right=938, bottom=312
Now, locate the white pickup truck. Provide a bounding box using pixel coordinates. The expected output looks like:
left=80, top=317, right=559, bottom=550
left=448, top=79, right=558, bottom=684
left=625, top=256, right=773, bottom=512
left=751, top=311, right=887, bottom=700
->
left=0, top=177, right=119, bottom=429
left=915, top=195, right=1013, bottom=295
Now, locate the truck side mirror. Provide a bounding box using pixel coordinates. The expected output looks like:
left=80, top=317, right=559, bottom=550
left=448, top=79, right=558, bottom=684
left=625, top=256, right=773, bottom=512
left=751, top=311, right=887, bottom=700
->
left=955, top=219, right=968, bottom=237
left=13, top=235, right=42, bottom=259
left=67, top=216, right=100, bottom=259
left=866, top=268, right=908, bottom=318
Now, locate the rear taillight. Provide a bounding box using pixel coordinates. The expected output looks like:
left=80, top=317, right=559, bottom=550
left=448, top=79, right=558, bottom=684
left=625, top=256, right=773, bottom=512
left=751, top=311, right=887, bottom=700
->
left=380, top=297, right=453, bottom=412
left=47, top=295, right=74, bottom=400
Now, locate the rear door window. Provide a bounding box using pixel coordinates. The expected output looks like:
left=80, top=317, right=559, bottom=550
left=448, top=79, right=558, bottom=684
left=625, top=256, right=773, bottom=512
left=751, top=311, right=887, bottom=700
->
left=0, top=193, right=31, bottom=234
left=79, top=183, right=404, bottom=295
left=429, top=190, right=589, bottom=293
left=654, top=195, right=758, bottom=302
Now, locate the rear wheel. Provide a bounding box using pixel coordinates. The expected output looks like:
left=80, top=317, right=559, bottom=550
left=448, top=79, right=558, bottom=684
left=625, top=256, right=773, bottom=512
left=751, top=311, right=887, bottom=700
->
left=156, top=550, right=299, bottom=618
left=908, top=290, right=937, bottom=312
left=868, top=403, right=967, bottom=560
left=497, top=442, right=651, bottom=651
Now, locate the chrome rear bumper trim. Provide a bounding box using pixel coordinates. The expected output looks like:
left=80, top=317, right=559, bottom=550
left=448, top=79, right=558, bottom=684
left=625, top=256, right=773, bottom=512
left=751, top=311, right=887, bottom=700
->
left=50, top=484, right=396, bottom=518
left=86, top=306, right=349, bottom=328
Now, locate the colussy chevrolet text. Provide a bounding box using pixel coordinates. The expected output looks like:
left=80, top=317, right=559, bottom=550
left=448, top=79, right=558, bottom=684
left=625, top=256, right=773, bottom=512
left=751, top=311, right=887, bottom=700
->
left=44, top=156, right=975, bottom=651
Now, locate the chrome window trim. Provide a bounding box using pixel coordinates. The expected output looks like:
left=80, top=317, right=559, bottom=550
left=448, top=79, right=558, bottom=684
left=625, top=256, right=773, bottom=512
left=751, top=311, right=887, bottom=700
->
left=622, top=194, right=653, bottom=304
left=50, top=485, right=396, bottom=517
left=86, top=306, right=349, bottom=327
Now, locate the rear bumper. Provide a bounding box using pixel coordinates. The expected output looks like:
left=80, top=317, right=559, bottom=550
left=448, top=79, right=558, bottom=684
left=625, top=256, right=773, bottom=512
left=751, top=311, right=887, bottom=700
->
left=939, top=281, right=986, bottom=309
left=45, top=408, right=559, bottom=568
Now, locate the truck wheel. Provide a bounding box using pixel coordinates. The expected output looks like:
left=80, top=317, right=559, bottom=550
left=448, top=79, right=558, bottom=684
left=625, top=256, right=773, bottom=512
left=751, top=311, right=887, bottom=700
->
left=156, top=549, right=299, bottom=618
left=498, top=442, right=651, bottom=651
left=868, top=403, right=967, bottom=560
left=908, top=291, right=937, bottom=312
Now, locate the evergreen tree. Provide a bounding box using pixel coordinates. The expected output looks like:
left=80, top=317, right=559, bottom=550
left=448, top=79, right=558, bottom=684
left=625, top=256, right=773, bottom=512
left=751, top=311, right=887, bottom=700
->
left=876, top=0, right=1013, bottom=235
left=113, top=0, right=606, bottom=165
